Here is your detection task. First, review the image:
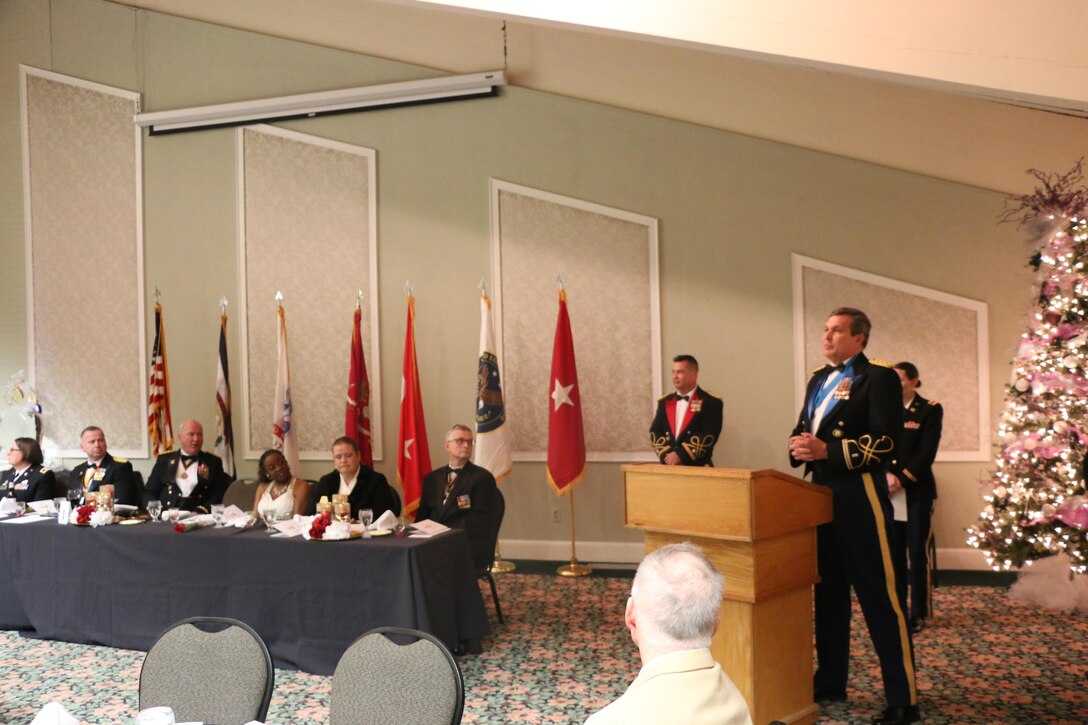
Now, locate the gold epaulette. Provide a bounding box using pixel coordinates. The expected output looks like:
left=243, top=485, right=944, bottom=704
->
left=869, top=358, right=893, bottom=368
left=811, top=364, right=829, bottom=375
left=928, top=399, right=939, bottom=406
left=700, top=388, right=721, bottom=399
left=39, top=466, right=50, bottom=472
left=113, top=457, right=128, bottom=463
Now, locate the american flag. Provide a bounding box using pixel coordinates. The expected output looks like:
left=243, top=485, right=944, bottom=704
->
left=147, top=302, right=174, bottom=456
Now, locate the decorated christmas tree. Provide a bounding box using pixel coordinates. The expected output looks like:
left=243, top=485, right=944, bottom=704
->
left=967, top=163, right=1088, bottom=575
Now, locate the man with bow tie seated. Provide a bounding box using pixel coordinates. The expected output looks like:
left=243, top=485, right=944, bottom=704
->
left=416, top=424, right=500, bottom=570
left=144, top=420, right=231, bottom=514
left=68, top=426, right=140, bottom=506
left=649, top=355, right=723, bottom=466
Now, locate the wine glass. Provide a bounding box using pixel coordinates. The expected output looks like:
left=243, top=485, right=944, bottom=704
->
left=211, top=504, right=225, bottom=527
left=359, top=508, right=374, bottom=528
left=67, top=488, right=81, bottom=507
left=147, top=501, right=162, bottom=522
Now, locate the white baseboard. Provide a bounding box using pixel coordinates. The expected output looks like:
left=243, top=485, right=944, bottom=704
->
left=499, top=539, right=645, bottom=565
left=500, top=541, right=994, bottom=572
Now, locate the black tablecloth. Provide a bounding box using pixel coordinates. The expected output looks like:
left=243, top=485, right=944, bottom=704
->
left=0, top=519, right=490, bottom=674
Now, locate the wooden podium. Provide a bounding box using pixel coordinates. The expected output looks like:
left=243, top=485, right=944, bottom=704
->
left=621, top=464, right=832, bottom=725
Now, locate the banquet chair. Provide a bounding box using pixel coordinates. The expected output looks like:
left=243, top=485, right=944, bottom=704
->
left=221, top=477, right=259, bottom=510
left=139, top=616, right=274, bottom=725
left=331, top=627, right=464, bottom=725
left=476, top=488, right=505, bottom=623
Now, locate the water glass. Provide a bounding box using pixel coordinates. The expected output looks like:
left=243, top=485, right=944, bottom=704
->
left=14, top=502, right=26, bottom=516
left=359, top=508, right=374, bottom=528
left=146, top=501, right=162, bottom=522
left=262, top=507, right=278, bottom=533
left=211, top=503, right=226, bottom=526
left=52, top=497, right=64, bottom=516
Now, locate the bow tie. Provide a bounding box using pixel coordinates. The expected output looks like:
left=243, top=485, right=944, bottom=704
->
left=676, top=394, right=690, bottom=401
left=180, top=455, right=197, bottom=467
left=832, top=363, right=845, bottom=373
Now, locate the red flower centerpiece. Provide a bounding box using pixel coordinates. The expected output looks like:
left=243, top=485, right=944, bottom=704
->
left=75, top=504, right=94, bottom=525
left=309, top=511, right=332, bottom=540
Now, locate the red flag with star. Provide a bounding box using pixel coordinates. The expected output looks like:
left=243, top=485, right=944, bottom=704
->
left=397, top=295, right=431, bottom=520
left=547, top=289, right=586, bottom=494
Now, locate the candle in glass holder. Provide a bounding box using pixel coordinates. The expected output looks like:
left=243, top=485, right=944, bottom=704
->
left=316, top=495, right=333, bottom=516
left=333, top=500, right=351, bottom=522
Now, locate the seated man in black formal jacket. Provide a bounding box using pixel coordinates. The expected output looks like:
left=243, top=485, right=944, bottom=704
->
left=309, top=436, right=401, bottom=520
left=68, top=426, right=139, bottom=506
left=144, top=420, right=231, bottom=514
left=417, top=424, right=500, bottom=570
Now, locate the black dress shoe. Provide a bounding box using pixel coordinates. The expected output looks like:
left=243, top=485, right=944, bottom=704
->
left=871, top=705, right=921, bottom=724
left=909, top=618, right=926, bottom=634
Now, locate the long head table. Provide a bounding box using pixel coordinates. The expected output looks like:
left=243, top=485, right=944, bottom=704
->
left=0, top=518, right=490, bottom=675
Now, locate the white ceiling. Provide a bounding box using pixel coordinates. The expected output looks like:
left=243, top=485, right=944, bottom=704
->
left=408, top=0, right=1088, bottom=117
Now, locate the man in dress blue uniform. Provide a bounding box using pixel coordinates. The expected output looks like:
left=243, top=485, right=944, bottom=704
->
left=888, top=362, right=942, bottom=635
left=68, top=426, right=139, bottom=506
left=788, top=308, right=918, bottom=725
left=144, top=420, right=231, bottom=514
left=649, top=355, right=723, bottom=466
left=417, top=425, right=500, bottom=570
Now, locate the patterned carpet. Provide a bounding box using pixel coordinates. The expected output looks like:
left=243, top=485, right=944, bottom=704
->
left=0, top=573, right=1084, bottom=724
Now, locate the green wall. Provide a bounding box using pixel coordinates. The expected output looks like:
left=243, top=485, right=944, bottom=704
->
left=0, top=0, right=1028, bottom=556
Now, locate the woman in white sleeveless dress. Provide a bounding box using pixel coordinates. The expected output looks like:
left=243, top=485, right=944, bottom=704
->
left=251, top=449, right=309, bottom=519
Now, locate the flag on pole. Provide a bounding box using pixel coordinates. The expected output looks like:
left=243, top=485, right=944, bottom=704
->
left=397, top=294, right=431, bottom=520
left=214, top=311, right=236, bottom=479
left=345, top=305, right=374, bottom=467
left=147, top=301, right=174, bottom=457
left=474, top=292, right=512, bottom=482
left=272, top=301, right=300, bottom=475
left=547, top=289, right=586, bottom=494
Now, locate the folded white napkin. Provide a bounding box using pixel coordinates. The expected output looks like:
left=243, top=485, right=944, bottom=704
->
left=409, top=519, right=450, bottom=537
left=30, top=702, right=79, bottom=725
left=222, top=504, right=248, bottom=524
left=368, top=509, right=397, bottom=531
left=28, top=500, right=56, bottom=515
left=0, top=498, right=18, bottom=515
left=113, top=503, right=137, bottom=514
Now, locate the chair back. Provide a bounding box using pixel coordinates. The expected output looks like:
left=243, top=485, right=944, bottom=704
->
left=221, top=478, right=259, bottom=510
left=331, top=626, right=464, bottom=725
left=139, top=616, right=273, bottom=724
left=476, top=487, right=505, bottom=573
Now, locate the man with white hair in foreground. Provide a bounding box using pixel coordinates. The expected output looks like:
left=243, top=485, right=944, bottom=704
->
left=585, top=542, right=753, bottom=725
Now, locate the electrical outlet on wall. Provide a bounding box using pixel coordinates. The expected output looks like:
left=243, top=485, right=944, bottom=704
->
left=551, top=509, right=561, bottom=523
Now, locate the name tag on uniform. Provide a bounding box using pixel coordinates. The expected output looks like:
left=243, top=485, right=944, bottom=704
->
left=456, top=494, right=472, bottom=510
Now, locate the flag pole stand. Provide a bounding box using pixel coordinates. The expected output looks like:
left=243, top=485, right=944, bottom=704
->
left=557, top=489, right=592, bottom=577
left=492, top=543, right=516, bottom=573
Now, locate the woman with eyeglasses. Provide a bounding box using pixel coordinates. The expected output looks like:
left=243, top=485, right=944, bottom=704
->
left=2, top=438, right=56, bottom=503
